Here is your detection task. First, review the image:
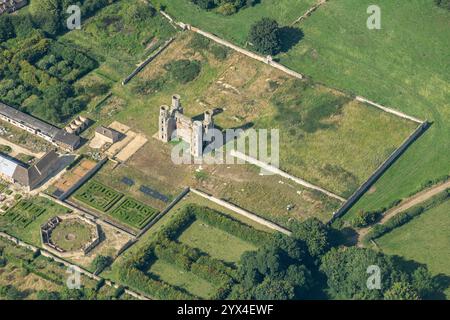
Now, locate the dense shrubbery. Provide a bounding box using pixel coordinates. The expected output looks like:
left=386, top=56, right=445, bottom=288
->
left=189, top=0, right=258, bottom=15
left=351, top=210, right=382, bottom=228
left=0, top=5, right=101, bottom=124
left=435, top=0, right=450, bottom=10
left=163, top=59, right=201, bottom=84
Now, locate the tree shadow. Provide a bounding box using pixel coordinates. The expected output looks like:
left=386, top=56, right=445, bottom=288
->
left=278, top=26, right=304, bottom=54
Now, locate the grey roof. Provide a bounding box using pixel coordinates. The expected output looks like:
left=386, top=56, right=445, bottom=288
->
left=0, top=102, right=60, bottom=138
left=0, top=150, right=59, bottom=188
left=95, top=126, right=121, bottom=140
left=53, top=130, right=80, bottom=149
left=0, top=102, right=80, bottom=150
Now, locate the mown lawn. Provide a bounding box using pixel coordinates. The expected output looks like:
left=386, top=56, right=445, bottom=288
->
left=178, top=219, right=257, bottom=263
left=377, top=200, right=450, bottom=299
left=153, top=0, right=314, bottom=45
left=274, top=0, right=450, bottom=217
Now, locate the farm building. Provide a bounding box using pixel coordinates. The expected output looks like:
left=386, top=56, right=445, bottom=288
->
left=0, top=0, right=27, bottom=15
left=0, top=102, right=81, bottom=151
left=0, top=150, right=59, bottom=191
left=95, top=126, right=122, bottom=144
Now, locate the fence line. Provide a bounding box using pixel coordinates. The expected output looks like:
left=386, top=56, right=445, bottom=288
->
left=330, top=121, right=430, bottom=223
left=190, top=188, right=292, bottom=235
left=230, top=150, right=346, bottom=202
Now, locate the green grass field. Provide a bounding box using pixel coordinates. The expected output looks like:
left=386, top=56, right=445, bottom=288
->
left=274, top=0, right=450, bottom=217
left=153, top=0, right=314, bottom=46
left=148, top=259, right=217, bottom=299
left=377, top=200, right=450, bottom=298
left=178, top=219, right=257, bottom=263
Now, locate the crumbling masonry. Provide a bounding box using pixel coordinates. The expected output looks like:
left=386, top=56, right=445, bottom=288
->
left=158, top=95, right=214, bottom=157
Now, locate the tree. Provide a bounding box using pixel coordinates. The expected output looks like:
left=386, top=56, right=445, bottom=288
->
left=435, top=0, right=450, bottom=10
left=252, top=278, right=295, bottom=300
left=248, top=18, right=281, bottom=55
left=0, top=15, right=15, bottom=42
left=91, top=255, right=113, bottom=273
left=36, top=290, right=61, bottom=300
left=293, top=218, right=330, bottom=259
left=384, top=282, right=420, bottom=300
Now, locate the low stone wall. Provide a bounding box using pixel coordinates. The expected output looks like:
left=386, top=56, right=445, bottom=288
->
left=122, top=37, right=175, bottom=85
left=58, top=157, right=108, bottom=201
left=190, top=188, right=292, bottom=235
left=330, top=121, right=430, bottom=222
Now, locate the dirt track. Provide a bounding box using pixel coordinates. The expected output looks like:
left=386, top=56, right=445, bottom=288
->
left=357, top=180, right=450, bottom=245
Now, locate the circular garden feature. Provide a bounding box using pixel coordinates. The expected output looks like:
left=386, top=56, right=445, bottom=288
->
left=41, top=215, right=100, bottom=256
left=51, top=219, right=94, bottom=252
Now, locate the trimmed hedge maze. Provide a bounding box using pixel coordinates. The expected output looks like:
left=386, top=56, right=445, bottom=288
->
left=110, top=198, right=159, bottom=229
left=73, top=180, right=159, bottom=230
left=3, top=200, right=46, bottom=228
left=118, top=204, right=272, bottom=299
left=74, top=180, right=123, bottom=212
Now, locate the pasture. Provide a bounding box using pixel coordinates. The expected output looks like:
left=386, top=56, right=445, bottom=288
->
left=376, top=199, right=450, bottom=298
left=273, top=0, right=450, bottom=217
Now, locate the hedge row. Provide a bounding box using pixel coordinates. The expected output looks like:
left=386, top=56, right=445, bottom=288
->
left=118, top=261, right=197, bottom=300
left=364, top=189, right=449, bottom=242
left=186, top=204, right=272, bottom=246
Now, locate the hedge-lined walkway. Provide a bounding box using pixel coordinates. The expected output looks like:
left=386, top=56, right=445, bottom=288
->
left=357, top=180, right=450, bottom=246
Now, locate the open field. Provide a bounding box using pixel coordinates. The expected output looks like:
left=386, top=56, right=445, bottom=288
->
left=0, top=197, right=71, bottom=246
left=376, top=199, right=450, bottom=299
left=272, top=0, right=450, bottom=217
left=178, top=219, right=257, bottom=263
left=149, top=259, right=217, bottom=299
left=153, top=0, right=315, bottom=46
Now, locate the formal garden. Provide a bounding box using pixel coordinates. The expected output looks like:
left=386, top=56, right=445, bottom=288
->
left=73, top=179, right=159, bottom=230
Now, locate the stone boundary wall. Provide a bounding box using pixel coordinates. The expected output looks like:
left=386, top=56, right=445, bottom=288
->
left=329, top=121, right=430, bottom=223
left=160, top=11, right=426, bottom=125
left=292, top=0, right=327, bottom=25
left=58, top=157, right=108, bottom=201
left=0, top=231, right=149, bottom=300
left=356, top=96, right=424, bottom=124
left=137, top=187, right=190, bottom=238
left=230, top=150, right=346, bottom=202
left=122, top=37, right=175, bottom=85
left=190, top=188, right=292, bottom=235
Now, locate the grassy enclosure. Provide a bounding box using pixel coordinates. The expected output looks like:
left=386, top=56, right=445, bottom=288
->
left=272, top=0, right=450, bottom=217
left=50, top=219, right=94, bottom=252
